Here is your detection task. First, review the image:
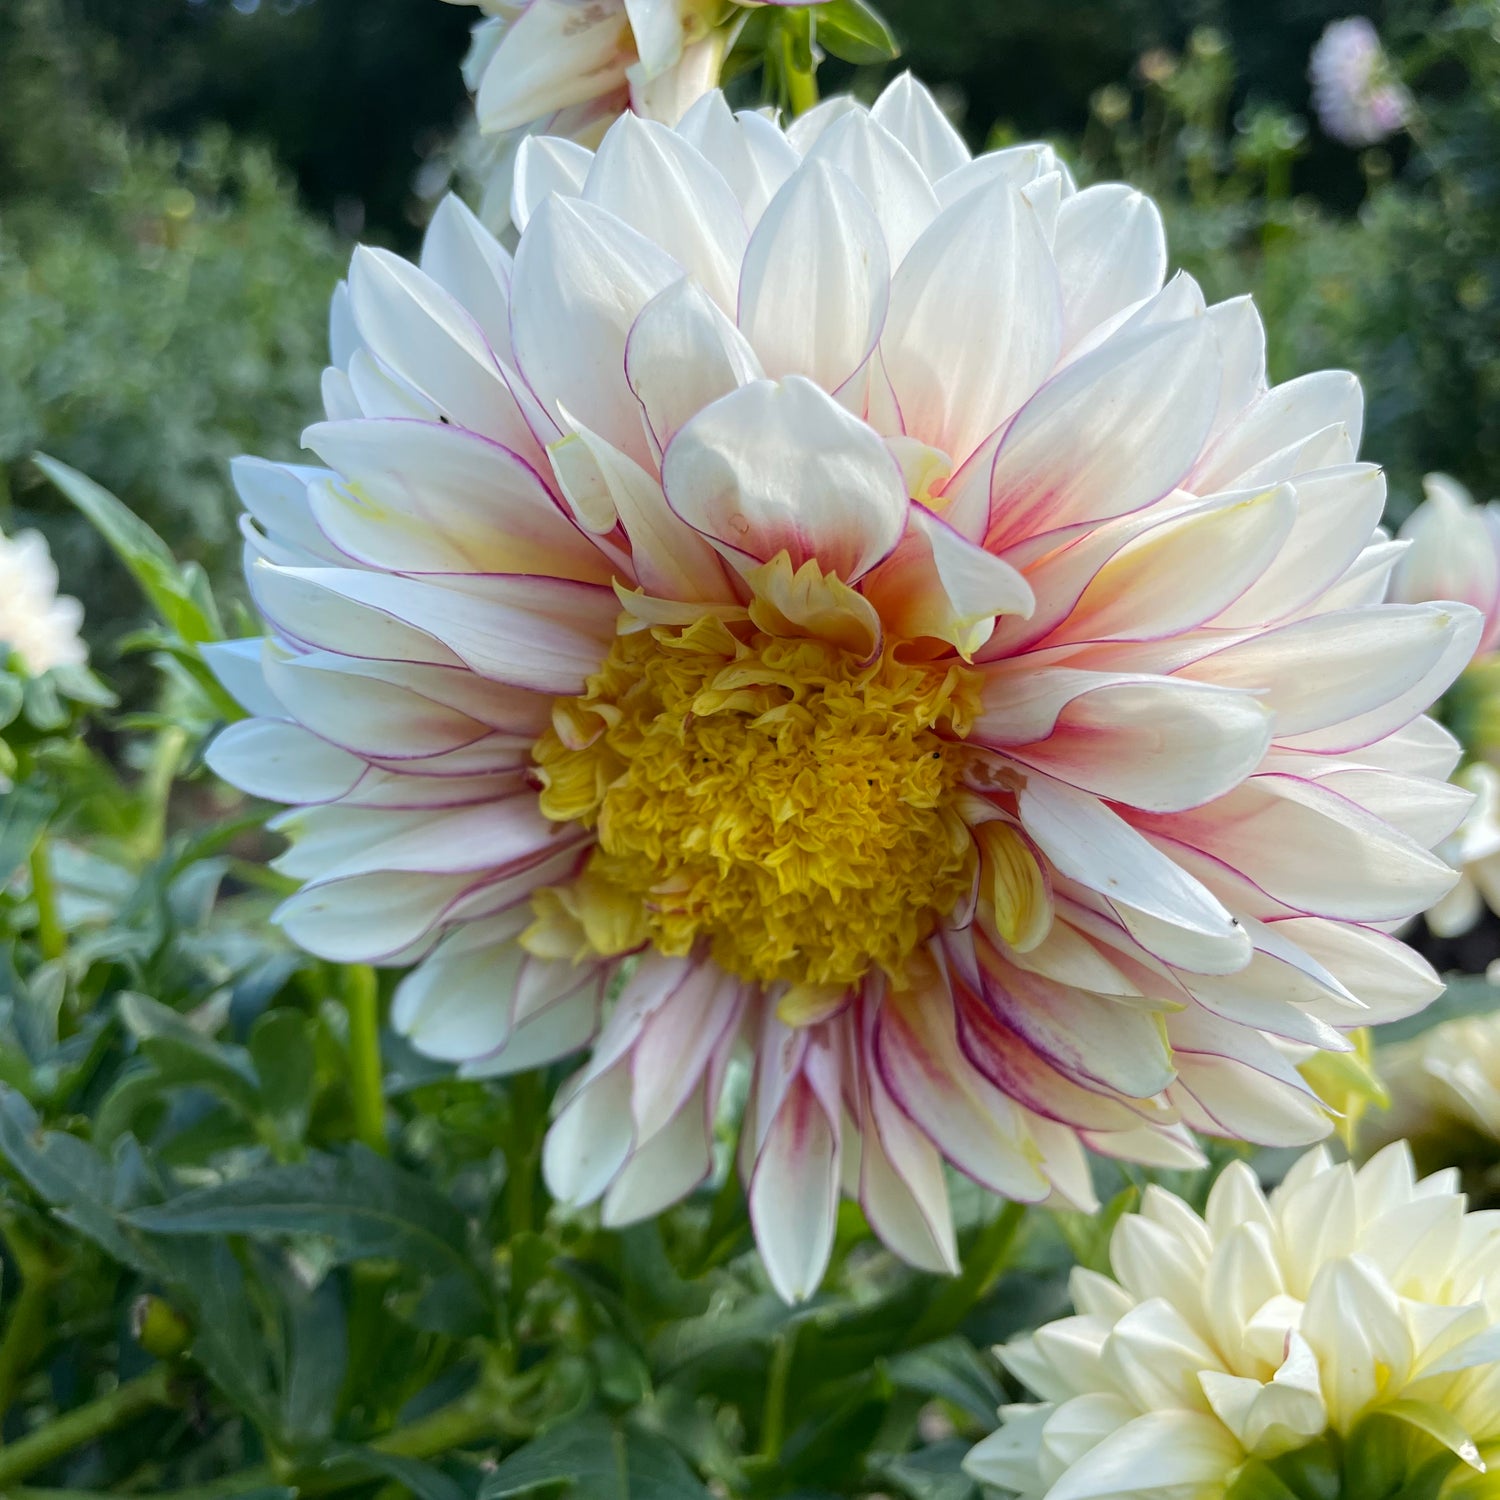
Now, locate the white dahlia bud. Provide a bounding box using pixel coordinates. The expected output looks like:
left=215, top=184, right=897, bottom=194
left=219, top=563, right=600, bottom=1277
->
left=209, top=77, right=1476, bottom=1301
left=968, top=1144, right=1500, bottom=1496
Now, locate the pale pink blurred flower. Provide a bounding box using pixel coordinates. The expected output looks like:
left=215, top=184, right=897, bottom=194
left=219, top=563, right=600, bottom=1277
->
left=0, top=527, right=86, bottom=677
left=1309, top=17, right=1411, bottom=147
left=1393, top=474, right=1500, bottom=656
left=209, top=79, right=1475, bottom=1301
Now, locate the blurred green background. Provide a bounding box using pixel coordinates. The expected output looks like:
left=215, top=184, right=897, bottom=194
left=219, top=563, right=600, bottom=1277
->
left=3, top=0, right=1498, bottom=650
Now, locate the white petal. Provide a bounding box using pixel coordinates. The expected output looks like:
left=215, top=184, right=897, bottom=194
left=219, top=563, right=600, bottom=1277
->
left=1052, top=185, right=1167, bottom=351
left=674, top=93, right=798, bottom=223
left=419, top=193, right=516, bottom=364
left=585, top=113, right=747, bottom=313
left=510, top=134, right=593, bottom=233
left=870, top=74, right=970, bottom=180
left=987, top=316, right=1221, bottom=549
left=662, top=376, right=906, bottom=580
left=737, top=158, right=890, bottom=392
left=511, top=194, right=681, bottom=466
left=881, top=178, right=1061, bottom=468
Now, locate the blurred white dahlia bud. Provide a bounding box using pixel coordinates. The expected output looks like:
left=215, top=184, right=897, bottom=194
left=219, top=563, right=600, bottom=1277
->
left=208, top=76, right=1478, bottom=1302
left=1391, top=475, right=1500, bottom=936
left=446, top=0, right=829, bottom=224
left=967, top=1145, right=1500, bottom=1496
left=1309, top=17, right=1411, bottom=148
left=0, top=527, right=87, bottom=677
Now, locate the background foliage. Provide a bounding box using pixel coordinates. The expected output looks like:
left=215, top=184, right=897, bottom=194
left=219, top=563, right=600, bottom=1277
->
left=3, top=0, right=1500, bottom=1496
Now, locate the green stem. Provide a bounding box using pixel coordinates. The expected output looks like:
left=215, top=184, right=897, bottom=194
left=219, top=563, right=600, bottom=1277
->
left=27, top=842, right=64, bottom=964
left=759, top=1326, right=797, bottom=1461
left=907, top=1201, right=1027, bottom=1347
left=0, top=1366, right=175, bottom=1490
left=343, top=964, right=387, bottom=1155
left=778, top=25, right=818, bottom=117
left=0, top=1220, right=58, bottom=1418
left=136, top=726, right=188, bottom=863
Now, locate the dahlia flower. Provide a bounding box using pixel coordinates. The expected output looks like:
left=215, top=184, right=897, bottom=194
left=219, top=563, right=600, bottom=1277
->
left=967, top=1144, right=1500, bottom=1497
left=446, top=0, right=830, bottom=223
left=1376, top=1011, right=1500, bottom=1156
left=1392, top=475, right=1500, bottom=936
left=0, top=527, right=87, bottom=678
left=207, top=76, right=1478, bottom=1301
left=1308, top=17, right=1411, bottom=149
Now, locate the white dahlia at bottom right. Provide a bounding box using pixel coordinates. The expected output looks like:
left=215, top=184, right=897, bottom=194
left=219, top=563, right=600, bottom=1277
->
left=968, top=1145, right=1500, bottom=1498
left=208, top=78, right=1482, bottom=1302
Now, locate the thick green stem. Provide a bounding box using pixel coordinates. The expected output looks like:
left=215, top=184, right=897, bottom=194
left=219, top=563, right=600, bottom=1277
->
left=342, top=964, right=387, bottom=1155
left=27, top=842, right=64, bottom=964
left=136, top=726, right=188, bottom=862
left=778, top=25, right=818, bottom=117
left=908, top=1201, right=1027, bottom=1347
left=759, top=1326, right=797, bottom=1461
left=0, top=1366, right=175, bottom=1490
left=10, top=1390, right=510, bottom=1500
left=0, top=1221, right=57, bottom=1419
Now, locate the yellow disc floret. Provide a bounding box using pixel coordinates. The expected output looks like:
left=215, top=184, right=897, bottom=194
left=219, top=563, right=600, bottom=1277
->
left=527, top=615, right=982, bottom=993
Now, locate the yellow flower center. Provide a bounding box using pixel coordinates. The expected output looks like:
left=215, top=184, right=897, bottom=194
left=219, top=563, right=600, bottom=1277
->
left=526, top=615, right=982, bottom=997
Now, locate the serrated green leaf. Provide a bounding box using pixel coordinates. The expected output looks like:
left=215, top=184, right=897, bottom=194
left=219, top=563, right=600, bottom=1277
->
left=117, top=991, right=260, bottom=1118
left=480, top=1414, right=710, bottom=1499
left=122, top=1145, right=485, bottom=1290
left=812, top=0, right=900, bottom=63
left=34, top=453, right=223, bottom=645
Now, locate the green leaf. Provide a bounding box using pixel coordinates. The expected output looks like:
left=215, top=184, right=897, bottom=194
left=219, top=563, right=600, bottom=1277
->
left=249, top=1009, right=317, bottom=1147
left=117, top=991, right=261, bottom=1119
left=326, top=1447, right=470, bottom=1500
left=867, top=1440, right=977, bottom=1500
left=884, top=1339, right=1002, bottom=1425
left=480, top=1414, right=711, bottom=1499
left=123, top=1145, right=485, bottom=1288
left=33, top=453, right=223, bottom=645
left=812, top=0, right=900, bottom=64
left=0, top=782, right=56, bottom=885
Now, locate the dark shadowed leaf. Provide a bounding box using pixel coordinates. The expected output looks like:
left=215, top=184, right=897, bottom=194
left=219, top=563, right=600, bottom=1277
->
left=479, top=1413, right=711, bottom=1499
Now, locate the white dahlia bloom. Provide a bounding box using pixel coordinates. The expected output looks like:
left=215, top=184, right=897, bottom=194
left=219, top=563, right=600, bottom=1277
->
left=207, top=76, right=1478, bottom=1301
left=1392, top=475, right=1500, bottom=937
left=1376, top=1011, right=1500, bottom=1153
left=1309, top=17, right=1411, bottom=149
left=967, top=1145, right=1500, bottom=1497
left=0, top=527, right=87, bottom=677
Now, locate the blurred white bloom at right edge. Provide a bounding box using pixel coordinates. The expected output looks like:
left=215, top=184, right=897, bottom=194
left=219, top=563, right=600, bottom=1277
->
left=0, top=527, right=86, bottom=678
left=1309, top=16, right=1411, bottom=146
left=1392, top=475, right=1500, bottom=936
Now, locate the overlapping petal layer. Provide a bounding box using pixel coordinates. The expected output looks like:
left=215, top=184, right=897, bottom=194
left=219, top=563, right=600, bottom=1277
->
left=967, top=1145, right=1500, bottom=1496
left=211, top=78, right=1476, bottom=1301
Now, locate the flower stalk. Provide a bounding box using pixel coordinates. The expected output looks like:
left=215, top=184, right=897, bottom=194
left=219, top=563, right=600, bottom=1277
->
left=342, top=963, right=386, bottom=1155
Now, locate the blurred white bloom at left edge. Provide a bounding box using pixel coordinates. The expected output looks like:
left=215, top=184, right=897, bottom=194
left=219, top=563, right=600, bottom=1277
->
left=0, top=527, right=87, bottom=678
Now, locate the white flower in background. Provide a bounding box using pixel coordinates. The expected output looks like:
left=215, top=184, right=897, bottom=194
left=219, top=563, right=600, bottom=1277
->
left=1377, top=1011, right=1500, bottom=1151
left=968, top=1144, right=1500, bottom=1496
left=445, top=0, right=827, bottom=224
left=0, top=527, right=87, bottom=677
left=208, top=76, right=1476, bottom=1302
left=1393, top=474, right=1500, bottom=657
left=1392, top=475, right=1500, bottom=937
left=1309, top=16, right=1412, bottom=148
left=1425, top=762, right=1500, bottom=938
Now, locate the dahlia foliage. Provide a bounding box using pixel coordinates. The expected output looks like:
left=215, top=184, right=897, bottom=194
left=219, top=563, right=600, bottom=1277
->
left=967, top=1145, right=1500, bottom=1497
left=1392, top=474, right=1500, bottom=937
left=208, top=76, right=1479, bottom=1300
